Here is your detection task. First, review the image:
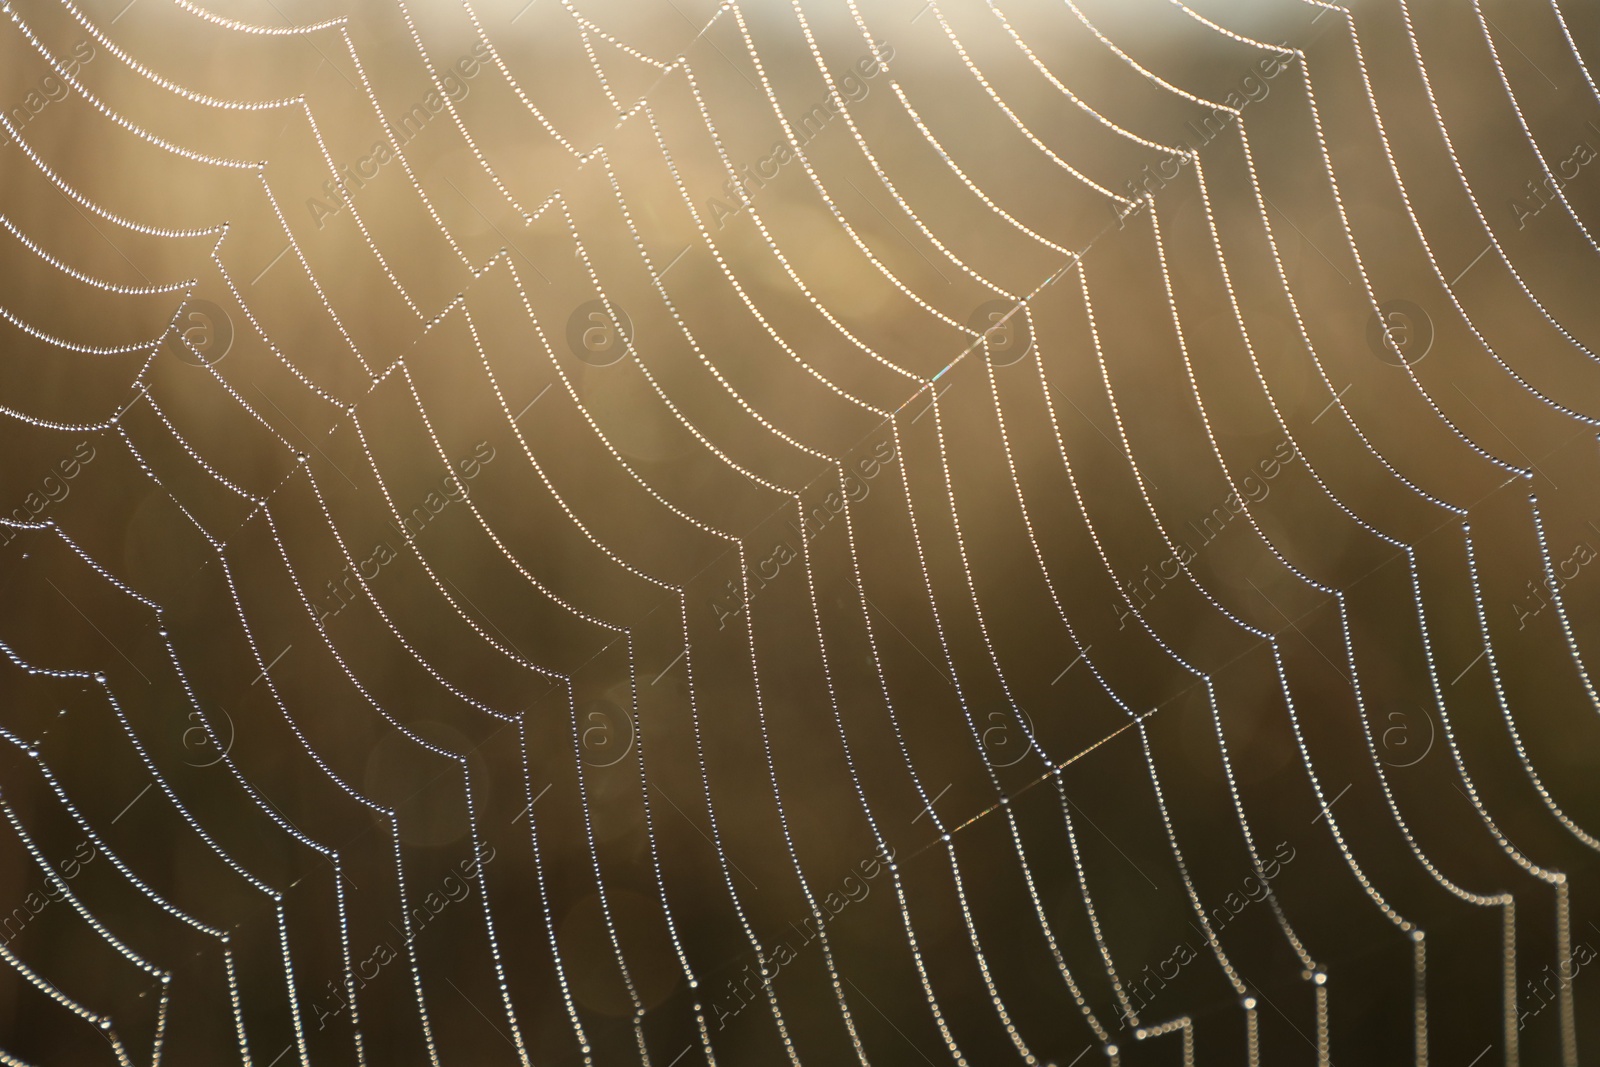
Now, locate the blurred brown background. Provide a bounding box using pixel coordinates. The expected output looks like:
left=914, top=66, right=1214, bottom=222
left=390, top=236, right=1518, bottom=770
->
left=2, top=0, right=1600, bottom=1063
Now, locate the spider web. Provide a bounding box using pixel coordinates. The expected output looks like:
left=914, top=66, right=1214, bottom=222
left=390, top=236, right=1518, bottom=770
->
left=1, top=0, right=1599, bottom=1064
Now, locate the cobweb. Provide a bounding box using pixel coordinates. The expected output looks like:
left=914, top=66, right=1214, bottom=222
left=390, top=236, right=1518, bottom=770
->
left=1, top=0, right=1598, bottom=1063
